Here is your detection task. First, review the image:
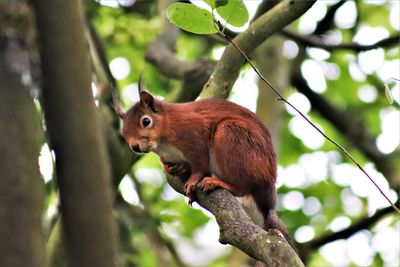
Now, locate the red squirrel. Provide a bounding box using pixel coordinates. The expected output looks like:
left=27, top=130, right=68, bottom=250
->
left=113, top=84, right=290, bottom=242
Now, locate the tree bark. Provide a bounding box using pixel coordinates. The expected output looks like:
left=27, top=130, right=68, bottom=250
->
left=0, top=37, right=46, bottom=267
left=31, top=0, right=119, bottom=266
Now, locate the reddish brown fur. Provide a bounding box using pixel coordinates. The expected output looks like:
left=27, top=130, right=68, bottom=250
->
left=121, top=91, right=290, bottom=242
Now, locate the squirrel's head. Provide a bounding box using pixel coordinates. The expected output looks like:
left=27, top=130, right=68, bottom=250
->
left=113, top=82, right=165, bottom=154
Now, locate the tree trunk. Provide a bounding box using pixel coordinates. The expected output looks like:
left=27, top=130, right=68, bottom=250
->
left=0, top=38, right=47, bottom=267
left=31, top=0, right=119, bottom=266
left=255, top=36, right=289, bottom=148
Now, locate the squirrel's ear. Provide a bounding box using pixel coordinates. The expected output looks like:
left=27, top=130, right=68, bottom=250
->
left=140, top=91, right=154, bottom=106
left=140, top=91, right=159, bottom=112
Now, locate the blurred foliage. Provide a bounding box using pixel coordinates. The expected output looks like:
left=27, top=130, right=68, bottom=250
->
left=37, top=0, right=399, bottom=266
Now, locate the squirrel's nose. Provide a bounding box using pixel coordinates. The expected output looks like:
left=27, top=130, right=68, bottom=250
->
left=130, top=144, right=141, bottom=153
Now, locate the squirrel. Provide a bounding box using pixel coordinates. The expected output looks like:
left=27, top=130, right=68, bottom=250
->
left=113, top=84, right=291, bottom=244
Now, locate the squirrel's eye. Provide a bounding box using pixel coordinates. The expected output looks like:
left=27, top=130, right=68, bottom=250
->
left=140, top=115, right=153, bottom=128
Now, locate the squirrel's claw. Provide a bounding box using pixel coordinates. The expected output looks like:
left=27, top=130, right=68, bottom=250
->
left=184, top=181, right=198, bottom=206
left=183, top=181, right=195, bottom=196
left=187, top=196, right=194, bottom=206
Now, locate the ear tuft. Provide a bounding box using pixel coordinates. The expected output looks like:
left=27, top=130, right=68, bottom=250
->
left=140, top=91, right=154, bottom=106
left=140, top=91, right=159, bottom=112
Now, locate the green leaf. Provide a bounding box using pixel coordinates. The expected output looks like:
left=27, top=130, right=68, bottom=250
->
left=216, top=0, right=249, bottom=27
left=215, top=0, right=229, bottom=8
left=204, top=0, right=229, bottom=9
left=167, top=3, right=217, bottom=34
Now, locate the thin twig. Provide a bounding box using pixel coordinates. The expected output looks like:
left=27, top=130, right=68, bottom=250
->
left=215, top=21, right=400, bottom=215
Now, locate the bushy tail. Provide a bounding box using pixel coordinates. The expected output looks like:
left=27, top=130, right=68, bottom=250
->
left=265, top=210, right=294, bottom=247
left=252, top=186, right=294, bottom=248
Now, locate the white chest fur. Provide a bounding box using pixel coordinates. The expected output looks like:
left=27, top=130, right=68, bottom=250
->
left=155, top=142, right=187, bottom=163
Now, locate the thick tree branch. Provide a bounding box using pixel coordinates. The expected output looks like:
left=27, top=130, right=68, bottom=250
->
left=45, top=18, right=139, bottom=266
left=199, top=0, right=317, bottom=99
left=253, top=0, right=280, bottom=21
left=282, top=30, right=400, bottom=52
left=166, top=176, right=304, bottom=267
left=32, top=0, right=118, bottom=266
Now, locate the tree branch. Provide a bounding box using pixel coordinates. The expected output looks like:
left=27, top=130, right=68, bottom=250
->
left=304, top=200, right=398, bottom=251
left=282, top=30, right=400, bottom=52
left=199, top=0, right=317, bottom=99
left=166, top=176, right=304, bottom=267
left=313, top=0, right=346, bottom=35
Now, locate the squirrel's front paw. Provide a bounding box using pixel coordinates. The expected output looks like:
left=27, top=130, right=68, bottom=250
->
left=162, top=161, right=191, bottom=178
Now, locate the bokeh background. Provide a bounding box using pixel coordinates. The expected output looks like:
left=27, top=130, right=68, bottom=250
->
left=1, top=0, right=399, bottom=267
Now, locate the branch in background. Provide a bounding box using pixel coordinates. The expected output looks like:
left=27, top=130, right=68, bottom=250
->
left=166, top=176, right=304, bottom=267
left=313, top=0, right=346, bottom=35
left=304, top=200, right=398, bottom=251
left=87, top=21, right=116, bottom=90
left=282, top=30, right=400, bottom=52
left=199, top=0, right=317, bottom=99
left=145, top=20, right=191, bottom=79
left=145, top=0, right=215, bottom=102
left=291, top=71, right=400, bottom=189
left=280, top=0, right=396, bottom=53
left=85, top=20, right=137, bottom=187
